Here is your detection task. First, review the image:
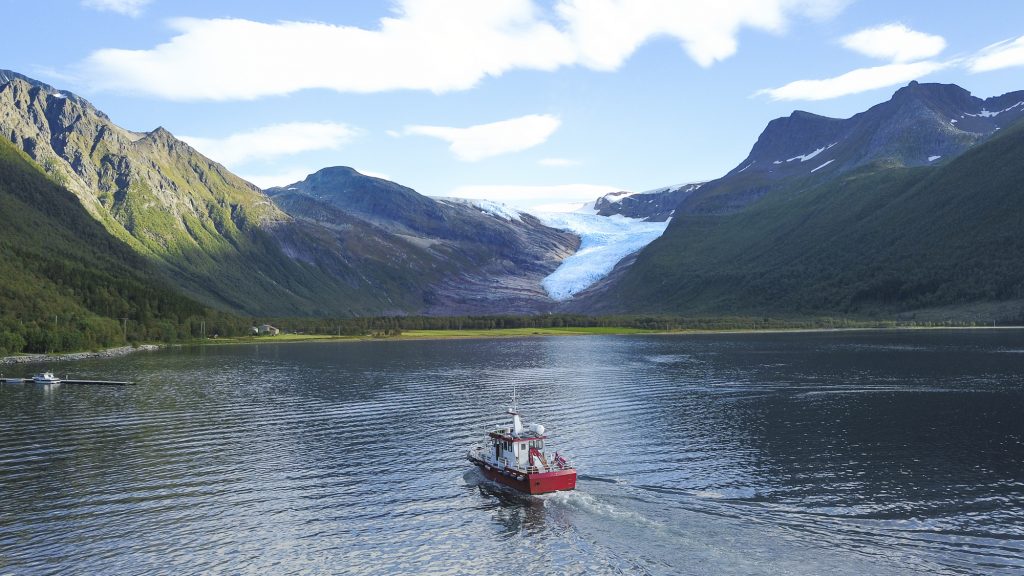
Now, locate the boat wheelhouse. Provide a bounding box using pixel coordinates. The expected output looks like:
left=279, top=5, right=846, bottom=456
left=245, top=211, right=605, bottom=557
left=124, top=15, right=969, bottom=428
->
left=467, top=396, right=576, bottom=494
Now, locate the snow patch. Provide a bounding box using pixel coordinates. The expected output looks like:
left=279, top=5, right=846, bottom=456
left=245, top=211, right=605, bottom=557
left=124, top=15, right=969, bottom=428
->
left=949, top=118, right=958, bottom=124
left=928, top=155, right=941, bottom=162
left=641, top=182, right=703, bottom=195
left=964, top=101, right=1024, bottom=118
left=440, top=198, right=523, bottom=222
left=535, top=213, right=670, bottom=300
left=787, top=143, right=836, bottom=163
left=596, top=183, right=703, bottom=208
left=736, top=161, right=754, bottom=173
left=810, top=159, right=834, bottom=173
left=469, top=199, right=522, bottom=222
left=600, top=191, right=634, bottom=204
left=51, top=93, right=67, bottom=99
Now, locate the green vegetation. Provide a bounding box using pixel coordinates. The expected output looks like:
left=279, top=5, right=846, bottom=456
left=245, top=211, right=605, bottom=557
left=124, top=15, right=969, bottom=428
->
left=0, top=139, right=250, bottom=354
left=245, top=313, right=984, bottom=338
left=608, top=116, right=1024, bottom=321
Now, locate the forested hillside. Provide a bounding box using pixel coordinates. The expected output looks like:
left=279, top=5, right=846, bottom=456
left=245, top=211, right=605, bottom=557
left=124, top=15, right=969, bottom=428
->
left=593, top=116, right=1024, bottom=320
left=0, top=139, right=246, bottom=354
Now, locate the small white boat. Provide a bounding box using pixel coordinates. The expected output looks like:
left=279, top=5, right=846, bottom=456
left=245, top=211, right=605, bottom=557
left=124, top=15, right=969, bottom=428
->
left=32, top=372, right=62, bottom=384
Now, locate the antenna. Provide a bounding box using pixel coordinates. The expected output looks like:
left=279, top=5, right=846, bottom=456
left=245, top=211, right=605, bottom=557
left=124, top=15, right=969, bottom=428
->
left=509, top=382, right=519, bottom=414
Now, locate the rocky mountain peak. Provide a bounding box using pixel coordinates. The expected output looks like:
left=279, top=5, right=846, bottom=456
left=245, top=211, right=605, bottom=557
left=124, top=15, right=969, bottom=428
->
left=0, top=69, right=54, bottom=91
left=746, top=110, right=845, bottom=165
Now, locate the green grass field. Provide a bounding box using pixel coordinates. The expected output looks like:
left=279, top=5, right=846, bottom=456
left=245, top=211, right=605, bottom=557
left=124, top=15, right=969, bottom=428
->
left=193, top=326, right=660, bottom=346
left=398, top=327, right=656, bottom=338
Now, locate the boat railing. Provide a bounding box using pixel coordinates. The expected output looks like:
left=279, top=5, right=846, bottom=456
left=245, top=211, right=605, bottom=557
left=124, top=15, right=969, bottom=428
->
left=551, top=453, right=573, bottom=470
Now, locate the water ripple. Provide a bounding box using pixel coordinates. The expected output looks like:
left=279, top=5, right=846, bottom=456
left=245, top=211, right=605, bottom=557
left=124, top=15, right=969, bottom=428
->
left=2, top=332, right=1023, bottom=574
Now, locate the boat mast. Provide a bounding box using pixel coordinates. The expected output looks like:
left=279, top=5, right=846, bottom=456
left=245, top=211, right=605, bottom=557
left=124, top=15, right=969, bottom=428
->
left=509, top=383, right=523, bottom=434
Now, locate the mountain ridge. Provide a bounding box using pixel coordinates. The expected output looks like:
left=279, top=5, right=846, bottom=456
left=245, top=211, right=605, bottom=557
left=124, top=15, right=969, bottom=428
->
left=579, top=85, right=1024, bottom=320
left=0, top=70, right=586, bottom=317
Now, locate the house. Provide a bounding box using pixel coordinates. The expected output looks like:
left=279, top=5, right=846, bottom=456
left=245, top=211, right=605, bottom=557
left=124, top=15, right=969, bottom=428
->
left=254, top=324, right=280, bottom=336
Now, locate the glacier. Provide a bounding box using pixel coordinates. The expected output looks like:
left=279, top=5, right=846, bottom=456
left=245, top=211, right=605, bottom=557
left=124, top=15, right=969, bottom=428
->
left=535, top=211, right=671, bottom=301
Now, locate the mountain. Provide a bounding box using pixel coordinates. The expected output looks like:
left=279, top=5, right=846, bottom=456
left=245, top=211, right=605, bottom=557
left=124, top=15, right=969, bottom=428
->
left=0, top=70, right=576, bottom=317
left=673, top=81, right=1024, bottom=217
left=0, top=137, right=243, bottom=354
left=0, top=71, right=421, bottom=316
left=579, top=83, right=1024, bottom=321
left=266, top=168, right=578, bottom=315
left=591, top=183, right=703, bottom=221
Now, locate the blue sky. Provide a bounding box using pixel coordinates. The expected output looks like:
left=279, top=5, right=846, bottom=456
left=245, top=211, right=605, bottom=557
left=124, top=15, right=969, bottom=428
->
left=5, top=0, right=1024, bottom=210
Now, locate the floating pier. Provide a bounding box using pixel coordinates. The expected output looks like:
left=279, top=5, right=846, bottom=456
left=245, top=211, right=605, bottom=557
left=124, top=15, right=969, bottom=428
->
left=62, top=379, right=134, bottom=386
left=1, top=378, right=134, bottom=386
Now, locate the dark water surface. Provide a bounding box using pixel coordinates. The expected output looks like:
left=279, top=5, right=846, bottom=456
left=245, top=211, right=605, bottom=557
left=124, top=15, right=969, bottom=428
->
left=2, top=330, right=1023, bottom=574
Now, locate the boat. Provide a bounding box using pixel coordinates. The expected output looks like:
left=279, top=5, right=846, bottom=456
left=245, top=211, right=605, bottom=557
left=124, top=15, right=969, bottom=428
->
left=467, top=391, right=576, bottom=495
left=31, top=372, right=62, bottom=384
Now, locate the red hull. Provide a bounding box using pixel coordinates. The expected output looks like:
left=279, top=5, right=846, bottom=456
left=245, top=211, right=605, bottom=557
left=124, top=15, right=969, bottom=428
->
left=469, top=456, right=576, bottom=494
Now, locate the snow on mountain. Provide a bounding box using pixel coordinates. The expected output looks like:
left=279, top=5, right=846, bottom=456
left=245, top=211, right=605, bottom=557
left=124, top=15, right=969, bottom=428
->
left=437, top=197, right=523, bottom=222
left=535, top=212, right=670, bottom=300
left=810, top=159, right=835, bottom=173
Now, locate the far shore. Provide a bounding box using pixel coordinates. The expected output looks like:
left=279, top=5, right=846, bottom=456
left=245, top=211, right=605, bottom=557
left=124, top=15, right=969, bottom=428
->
left=0, top=344, right=160, bottom=367
left=183, top=323, right=1024, bottom=346
left=2, top=324, right=1019, bottom=366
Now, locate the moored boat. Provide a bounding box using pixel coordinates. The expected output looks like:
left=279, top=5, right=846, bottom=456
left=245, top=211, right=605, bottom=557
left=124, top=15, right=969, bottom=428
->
left=32, top=372, right=61, bottom=384
left=467, top=393, right=576, bottom=495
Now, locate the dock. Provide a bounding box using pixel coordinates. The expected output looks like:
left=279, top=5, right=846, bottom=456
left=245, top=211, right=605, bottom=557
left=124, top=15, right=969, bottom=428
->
left=1, top=378, right=134, bottom=386
left=63, top=379, right=134, bottom=386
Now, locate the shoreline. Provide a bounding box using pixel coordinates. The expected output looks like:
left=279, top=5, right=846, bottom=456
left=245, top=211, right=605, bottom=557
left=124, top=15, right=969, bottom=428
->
left=2, top=324, right=1019, bottom=363
left=185, top=324, right=1024, bottom=346
left=0, top=344, right=160, bottom=366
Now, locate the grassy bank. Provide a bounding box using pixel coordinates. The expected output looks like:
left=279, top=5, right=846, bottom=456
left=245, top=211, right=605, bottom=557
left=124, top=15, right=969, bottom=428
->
left=191, top=326, right=660, bottom=346
left=185, top=323, right=1024, bottom=348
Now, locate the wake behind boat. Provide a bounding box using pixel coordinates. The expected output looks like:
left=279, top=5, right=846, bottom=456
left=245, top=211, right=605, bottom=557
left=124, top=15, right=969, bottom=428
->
left=467, top=391, right=576, bottom=495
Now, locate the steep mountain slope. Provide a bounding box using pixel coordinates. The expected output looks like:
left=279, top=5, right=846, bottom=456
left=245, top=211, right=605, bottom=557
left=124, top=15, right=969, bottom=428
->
left=555, top=81, right=1009, bottom=229
left=0, top=71, right=426, bottom=316
left=585, top=111, right=1024, bottom=320
left=0, top=138, right=229, bottom=353
left=675, top=81, right=1024, bottom=217
left=1, top=70, right=583, bottom=317
left=267, top=168, right=579, bottom=314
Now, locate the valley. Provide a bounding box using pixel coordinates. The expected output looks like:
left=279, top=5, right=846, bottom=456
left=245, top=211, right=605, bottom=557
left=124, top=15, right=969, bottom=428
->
left=1, top=69, right=1023, bottom=358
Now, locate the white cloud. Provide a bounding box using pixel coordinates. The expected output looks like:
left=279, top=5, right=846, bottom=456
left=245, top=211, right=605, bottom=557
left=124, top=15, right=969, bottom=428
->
left=405, top=114, right=561, bottom=161
left=80, top=0, right=848, bottom=100
left=840, top=24, right=946, bottom=63
left=756, top=60, right=949, bottom=101
left=558, top=0, right=847, bottom=70
left=969, top=36, right=1024, bottom=73
left=83, top=1, right=575, bottom=100
left=539, top=157, right=580, bottom=167
left=448, top=183, right=621, bottom=212
left=82, top=0, right=151, bottom=17
left=180, top=122, right=357, bottom=166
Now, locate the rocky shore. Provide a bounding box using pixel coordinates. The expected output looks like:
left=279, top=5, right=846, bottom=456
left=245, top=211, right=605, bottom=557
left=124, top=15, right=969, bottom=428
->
left=0, top=344, right=160, bottom=366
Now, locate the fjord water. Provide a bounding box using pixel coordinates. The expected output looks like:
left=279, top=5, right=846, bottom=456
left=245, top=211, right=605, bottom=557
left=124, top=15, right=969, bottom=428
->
left=2, top=331, right=1023, bottom=575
